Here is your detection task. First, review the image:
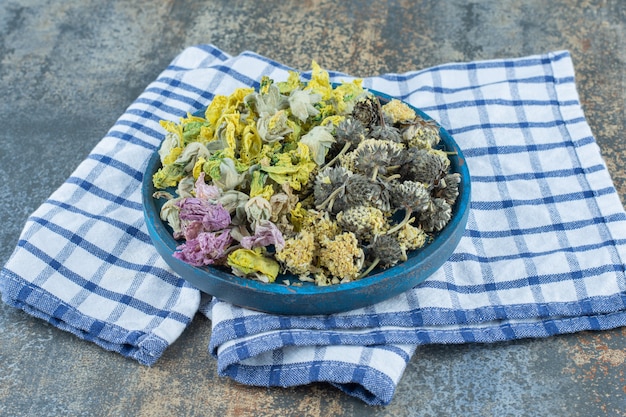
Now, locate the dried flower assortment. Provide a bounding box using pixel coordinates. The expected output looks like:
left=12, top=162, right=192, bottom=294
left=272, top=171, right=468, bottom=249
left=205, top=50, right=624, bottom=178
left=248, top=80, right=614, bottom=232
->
left=152, top=62, right=461, bottom=286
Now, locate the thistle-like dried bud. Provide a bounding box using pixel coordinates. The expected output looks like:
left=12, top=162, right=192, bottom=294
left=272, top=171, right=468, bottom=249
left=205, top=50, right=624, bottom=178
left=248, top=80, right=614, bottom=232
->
left=351, top=95, right=382, bottom=129
left=419, top=197, right=452, bottom=232
left=335, top=118, right=367, bottom=146
left=369, top=125, right=402, bottom=143
left=433, top=173, right=461, bottom=205
left=337, top=205, right=389, bottom=242
left=313, top=166, right=352, bottom=207
left=401, top=117, right=441, bottom=149
left=400, top=148, right=450, bottom=186
left=389, top=180, right=431, bottom=213
left=367, top=234, right=405, bottom=268
left=354, top=139, right=404, bottom=177
left=344, top=174, right=391, bottom=212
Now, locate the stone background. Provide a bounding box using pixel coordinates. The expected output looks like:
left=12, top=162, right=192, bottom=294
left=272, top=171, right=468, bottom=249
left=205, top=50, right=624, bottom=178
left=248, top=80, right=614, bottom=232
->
left=1, top=1, right=624, bottom=416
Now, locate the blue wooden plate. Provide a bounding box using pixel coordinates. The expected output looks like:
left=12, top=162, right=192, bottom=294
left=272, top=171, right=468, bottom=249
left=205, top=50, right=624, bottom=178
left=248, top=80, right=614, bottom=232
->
left=142, top=90, right=470, bottom=315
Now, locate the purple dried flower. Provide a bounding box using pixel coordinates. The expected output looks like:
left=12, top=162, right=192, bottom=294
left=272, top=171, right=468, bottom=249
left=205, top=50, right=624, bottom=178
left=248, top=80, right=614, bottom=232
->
left=173, top=230, right=232, bottom=267
left=178, top=197, right=231, bottom=232
left=240, top=220, right=285, bottom=252
left=182, top=220, right=205, bottom=241
left=195, top=172, right=221, bottom=201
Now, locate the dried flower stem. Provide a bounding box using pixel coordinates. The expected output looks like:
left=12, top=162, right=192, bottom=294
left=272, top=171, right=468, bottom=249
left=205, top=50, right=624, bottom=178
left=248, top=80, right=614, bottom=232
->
left=382, top=174, right=401, bottom=181
left=385, top=210, right=413, bottom=235
left=315, top=185, right=345, bottom=210
left=221, top=243, right=243, bottom=257
left=321, top=142, right=352, bottom=170
left=370, top=166, right=379, bottom=181
left=357, top=257, right=380, bottom=279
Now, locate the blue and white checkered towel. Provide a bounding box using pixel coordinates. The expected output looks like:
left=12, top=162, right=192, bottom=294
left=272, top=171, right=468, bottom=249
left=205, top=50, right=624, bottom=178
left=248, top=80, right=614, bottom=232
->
left=1, top=45, right=625, bottom=406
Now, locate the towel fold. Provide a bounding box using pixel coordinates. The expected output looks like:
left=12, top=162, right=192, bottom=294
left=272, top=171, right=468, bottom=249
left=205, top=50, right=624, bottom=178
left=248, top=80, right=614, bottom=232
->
left=1, top=45, right=625, bottom=406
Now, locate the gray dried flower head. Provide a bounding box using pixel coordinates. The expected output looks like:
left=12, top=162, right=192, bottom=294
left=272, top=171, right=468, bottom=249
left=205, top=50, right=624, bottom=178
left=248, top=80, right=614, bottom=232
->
left=352, top=94, right=382, bottom=129
left=433, top=173, right=461, bottom=205
left=367, top=234, right=405, bottom=268
left=390, top=180, right=431, bottom=213
left=401, top=117, right=441, bottom=149
left=419, top=197, right=452, bottom=232
left=336, top=205, right=388, bottom=242
left=321, top=118, right=367, bottom=170
left=343, top=174, right=391, bottom=213
left=386, top=180, right=431, bottom=234
left=314, top=166, right=352, bottom=207
left=400, top=148, right=450, bottom=186
left=354, top=139, right=404, bottom=180
left=335, top=118, right=367, bottom=146
left=369, top=125, right=402, bottom=143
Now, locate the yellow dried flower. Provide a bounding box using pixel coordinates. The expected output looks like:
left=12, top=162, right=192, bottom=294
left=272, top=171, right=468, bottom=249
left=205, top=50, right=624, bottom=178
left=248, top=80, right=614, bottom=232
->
left=318, top=232, right=364, bottom=281
left=306, top=61, right=333, bottom=101
left=396, top=222, right=427, bottom=251
left=338, top=150, right=357, bottom=172
left=301, top=210, right=340, bottom=245
left=227, top=248, right=279, bottom=283
left=163, top=146, right=183, bottom=165
left=275, top=230, right=316, bottom=276
left=336, top=205, right=389, bottom=242
left=382, top=99, right=416, bottom=124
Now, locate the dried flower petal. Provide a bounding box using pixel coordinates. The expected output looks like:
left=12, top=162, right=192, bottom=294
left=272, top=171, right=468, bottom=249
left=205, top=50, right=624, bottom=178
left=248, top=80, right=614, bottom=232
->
left=300, top=125, right=336, bottom=165
left=194, top=172, right=221, bottom=201
left=288, top=89, right=322, bottom=122
left=244, top=195, right=272, bottom=229
left=227, top=248, right=280, bottom=283
left=173, top=230, right=232, bottom=267
left=178, top=197, right=231, bottom=236
left=240, top=219, right=286, bottom=252
left=257, top=110, right=293, bottom=143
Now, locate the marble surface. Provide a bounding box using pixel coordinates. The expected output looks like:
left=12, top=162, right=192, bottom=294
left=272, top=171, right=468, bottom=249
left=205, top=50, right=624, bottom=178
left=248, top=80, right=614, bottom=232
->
left=1, top=1, right=624, bottom=416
